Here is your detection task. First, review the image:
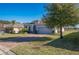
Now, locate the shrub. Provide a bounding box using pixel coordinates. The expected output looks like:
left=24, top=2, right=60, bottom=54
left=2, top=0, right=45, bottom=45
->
left=19, top=28, right=27, bottom=33
left=5, top=27, right=13, bottom=33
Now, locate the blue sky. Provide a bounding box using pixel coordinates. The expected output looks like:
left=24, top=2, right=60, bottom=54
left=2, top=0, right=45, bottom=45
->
left=0, top=3, right=46, bottom=23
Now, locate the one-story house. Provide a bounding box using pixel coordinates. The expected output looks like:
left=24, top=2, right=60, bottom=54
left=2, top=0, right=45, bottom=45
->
left=25, top=20, right=53, bottom=34
left=4, top=24, right=24, bottom=33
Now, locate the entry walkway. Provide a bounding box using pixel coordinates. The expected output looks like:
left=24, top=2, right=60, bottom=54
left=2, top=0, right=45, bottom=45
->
left=0, top=45, right=15, bottom=55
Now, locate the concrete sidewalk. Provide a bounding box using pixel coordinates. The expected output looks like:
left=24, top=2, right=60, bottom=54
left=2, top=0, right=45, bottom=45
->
left=0, top=45, right=15, bottom=55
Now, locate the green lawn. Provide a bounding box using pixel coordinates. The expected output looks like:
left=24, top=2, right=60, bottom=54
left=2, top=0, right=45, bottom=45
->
left=10, top=30, right=79, bottom=55
left=0, top=33, right=27, bottom=40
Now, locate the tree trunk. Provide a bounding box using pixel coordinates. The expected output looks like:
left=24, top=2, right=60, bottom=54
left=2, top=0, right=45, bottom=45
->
left=62, top=27, right=65, bottom=32
left=54, top=27, right=58, bottom=34
left=60, top=26, right=63, bottom=39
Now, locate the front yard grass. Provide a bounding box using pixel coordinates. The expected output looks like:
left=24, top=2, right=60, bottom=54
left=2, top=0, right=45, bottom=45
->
left=0, top=33, right=27, bottom=41
left=10, top=30, right=79, bottom=55
left=11, top=44, right=79, bottom=55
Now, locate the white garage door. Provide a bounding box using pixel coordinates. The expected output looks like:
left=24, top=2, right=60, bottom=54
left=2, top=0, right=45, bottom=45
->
left=36, top=25, right=52, bottom=34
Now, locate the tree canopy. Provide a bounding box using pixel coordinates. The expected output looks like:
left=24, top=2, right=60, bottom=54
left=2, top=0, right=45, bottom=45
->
left=0, top=20, right=11, bottom=24
left=43, top=4, right=79, bottom=27
left=43, top=3, right=79, bottom=38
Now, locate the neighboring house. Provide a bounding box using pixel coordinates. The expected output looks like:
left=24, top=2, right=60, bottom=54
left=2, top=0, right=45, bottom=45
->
left=4, top=24, right=24, bottom=33
left=0, top=23, right=5, bottom=34
left=0, top=23, right=5, bottom=31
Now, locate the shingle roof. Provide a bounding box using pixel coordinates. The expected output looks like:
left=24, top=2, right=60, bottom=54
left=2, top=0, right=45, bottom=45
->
left=4, top=24, right=24, bottom=28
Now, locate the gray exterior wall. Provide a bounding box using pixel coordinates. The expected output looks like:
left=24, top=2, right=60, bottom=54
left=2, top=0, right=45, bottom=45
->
left=28, top=24, right=53, bottom=34
left=35, top=25, right=52, bottom=34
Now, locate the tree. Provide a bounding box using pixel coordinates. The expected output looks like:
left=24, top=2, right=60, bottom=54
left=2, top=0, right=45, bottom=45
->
left=0, top=20, right=11, bottom=24
left=11, top=20, right=16, bottom=25
left=43, top=3, right=79, bottom=39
